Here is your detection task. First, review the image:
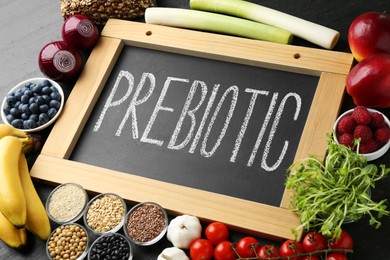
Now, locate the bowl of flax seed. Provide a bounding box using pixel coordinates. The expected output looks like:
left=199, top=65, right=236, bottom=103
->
left=46, top=183, right=88, bottom=225
left=83, top=193, right=127, bottom=236
left=123, top=202, right=168, bottom=246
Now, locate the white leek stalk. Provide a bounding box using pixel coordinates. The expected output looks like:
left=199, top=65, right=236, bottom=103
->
left=190, top=0, right=340, bottom=49
left=145, top=7, right=293, bottom=44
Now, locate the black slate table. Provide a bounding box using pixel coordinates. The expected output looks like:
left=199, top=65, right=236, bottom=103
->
left=0, top=1, right=389, bottom=259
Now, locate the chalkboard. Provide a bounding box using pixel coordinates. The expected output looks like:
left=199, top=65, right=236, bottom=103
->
left=70, top=46, right=318, bottom=207
left=31, top=20, right=354, bottom=240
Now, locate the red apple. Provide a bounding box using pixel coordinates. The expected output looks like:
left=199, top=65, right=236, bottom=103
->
left=38, top=41, right=83, bottom=82
left=346, top=53, right=390, bottom=108
left=62, top=14, right=99, bottom=52
left=348, top=11, right=390, bottom=62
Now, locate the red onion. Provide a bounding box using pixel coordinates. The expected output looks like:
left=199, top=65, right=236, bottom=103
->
left=38, top=41, right=83, bottom=82
left=62, top=14, right=99, bottom=52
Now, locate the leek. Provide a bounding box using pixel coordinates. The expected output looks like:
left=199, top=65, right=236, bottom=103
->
left=145, top=7, right=293, bottom=44
left=190, top=0, right=340, bottom=49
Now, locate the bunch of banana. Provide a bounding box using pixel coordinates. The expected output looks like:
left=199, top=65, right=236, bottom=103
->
left=0, top=124, right=51, bottom=249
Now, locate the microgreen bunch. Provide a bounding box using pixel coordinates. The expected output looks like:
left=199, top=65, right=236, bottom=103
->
left=285, top=134, right=390, bottom=239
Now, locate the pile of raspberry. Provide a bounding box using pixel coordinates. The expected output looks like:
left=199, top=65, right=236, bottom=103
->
left=336, top=106, right=390, bottom=154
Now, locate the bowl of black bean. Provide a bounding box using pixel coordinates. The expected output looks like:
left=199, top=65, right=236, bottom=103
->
left=1, top=77, right=64, bottom=132
left=88, top=233, right=132, bottom=260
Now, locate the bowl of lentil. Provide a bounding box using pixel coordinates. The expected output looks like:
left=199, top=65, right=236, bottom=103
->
left=123, top=202, right=168, bottom=246
left=83, top=193, right=127, bottom=236
left=88, top=233, right=132, bottom=260
left=46, top=183, right=88, bottom=225
left=46, top=223, right=89, bottom=260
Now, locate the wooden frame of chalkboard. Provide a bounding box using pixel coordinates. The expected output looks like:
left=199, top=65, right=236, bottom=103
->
left=30, top=19, right=354, bottom=241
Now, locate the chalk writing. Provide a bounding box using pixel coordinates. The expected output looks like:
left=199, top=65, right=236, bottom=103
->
left=93, top=71, right=302, bottom=172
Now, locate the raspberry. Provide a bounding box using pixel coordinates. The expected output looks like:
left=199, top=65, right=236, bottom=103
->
left=374, top=127, right=390, bottom=144
left=351, top=106, right=372, bottom=125
left=359, top=139, right=379, bottom=154
left=337, top=115, right=356, bottom=134
left=338, top=133, right=354, bottom=147
left=353, top=125, right=373, bottom=143
left=369, top=112, right=386, bottom=128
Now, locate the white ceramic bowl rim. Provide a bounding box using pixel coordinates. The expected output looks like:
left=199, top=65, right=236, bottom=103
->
left=1, top=77, right=64, bottom=132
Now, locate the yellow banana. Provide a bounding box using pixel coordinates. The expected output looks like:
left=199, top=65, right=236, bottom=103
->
left=0, top=212, right=25, bottom=249
left=19, top=153, right=51, bottom=240
left=0, top=124, right=27, bottom=139
left=18, top=227, right=27, bottom=246
left=0, top=124, right=42, bottom=153
left=0, top=136, right=26, bottom=228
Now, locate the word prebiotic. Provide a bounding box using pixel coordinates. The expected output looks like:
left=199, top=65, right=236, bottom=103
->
left=93, top=71, right=302, bottom=172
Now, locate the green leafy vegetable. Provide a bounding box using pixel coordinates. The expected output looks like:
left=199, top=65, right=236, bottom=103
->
left=285, top=134, right=390, bottom=239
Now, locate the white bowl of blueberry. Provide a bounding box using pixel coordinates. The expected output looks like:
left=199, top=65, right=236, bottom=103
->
left=1, top=77, right=64, bottom=132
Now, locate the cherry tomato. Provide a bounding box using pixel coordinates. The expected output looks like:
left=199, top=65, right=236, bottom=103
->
left=235, top=236, right=259, bottom=258
left=214, top=241, right=237, bottom=260
left=205, top=222, right=229, bottom=245
left=190, top=239, right=214, bottom=260
left=330, top=230, right=353, bottom=250
left=326, top=252, right=348, bottom=260
left=279, top=240, right=305, bottom=260
left=257, top=245, right=279, bottom=259
left=302, top=255, right=321, bottom=260
left=302, top=231, right=327, bottom=255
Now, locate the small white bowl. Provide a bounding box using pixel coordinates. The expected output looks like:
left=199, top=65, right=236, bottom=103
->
left=83, top=193, right=127, bottom=236
left=333, top=108, right=390, bottom=161
left=1, top=77, right=64, bottom=132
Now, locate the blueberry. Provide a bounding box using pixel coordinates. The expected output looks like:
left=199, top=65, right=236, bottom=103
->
left=29, top=103, right=39, bottom=114
left=10, top=107, right=21, bottom=118
left=42, top=95, right=51, bottom=104
left=42, top=86, right=52, bottom=95
left=49, top=100, right=61, bottom=110
left=23, top=119, right=36, bottom=129
left=29, top=114, right=39, bottom=122
left=21, top=113, right=30, bottom=120
left=21, top=94, right=30, bottom=104
left=5, top=94, right=16, bottom=106
left=42, top=79, right=51, bottom=87
left=39, top=104, right=49, bottom=113
left=36, top=96, right=45, bottom=105
left=3, top=105, right=11, bottom=115
left=47, top=108, right=57, bottom=119
left=14, top=101, right=21, bottom=109
left=23, top=89, right=33, bottom=97
left=11, top=119, right=23, bottom=129
left=29, top=96, right=37, bottom=104
left=38, top=113, right=50, bottom=124
left=32, top=83, right=43, bottom=94
left=6, top=114, right=14, bottom=123
left=50, top=92, right=61, bottom=101
left=21, top=104, right=30, bottom=114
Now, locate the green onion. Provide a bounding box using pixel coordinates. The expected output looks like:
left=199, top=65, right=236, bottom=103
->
left=145, top=7, right=293, bottom=44
left=190, top=0, right=340, bottom=49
